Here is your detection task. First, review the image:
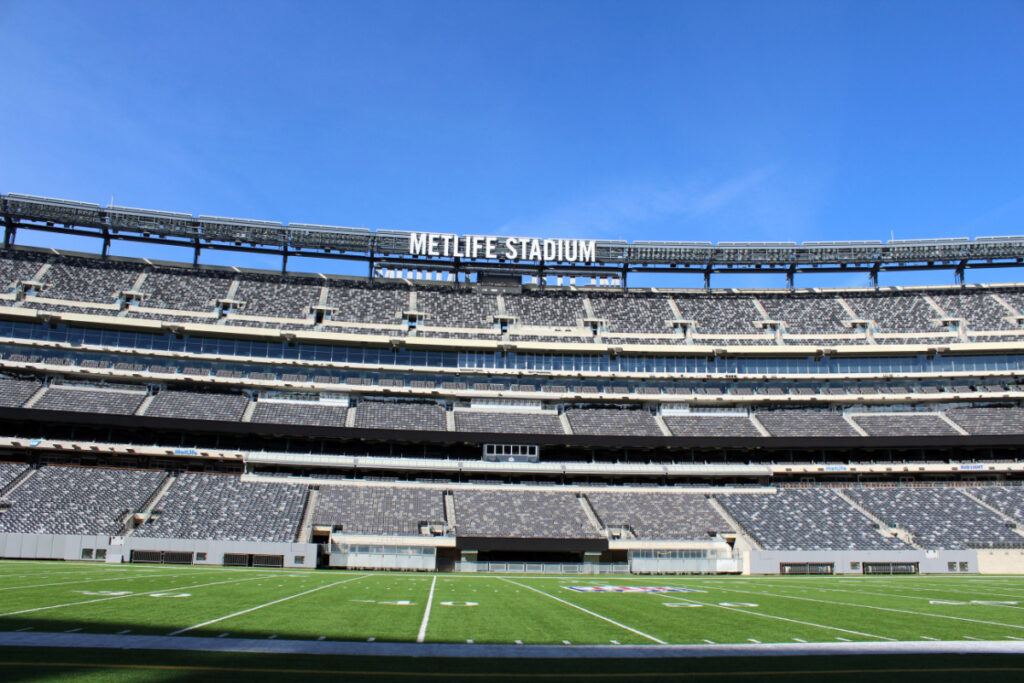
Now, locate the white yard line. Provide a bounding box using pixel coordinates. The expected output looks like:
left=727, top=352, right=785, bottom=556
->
left=688, top=582, right=1024, bottom=632
left=167, top=574, right=367, bottom=636
left=651, top=594, right=894, bottom=642
left=0, top=574, right=271, bottom=618
left=416, top=576, right=437, bottom=644
left=499, top=578, right=666, bottom=644
left=754, top=578, right=1024, bottom=602
left=0, top=571, right=204, bottom=593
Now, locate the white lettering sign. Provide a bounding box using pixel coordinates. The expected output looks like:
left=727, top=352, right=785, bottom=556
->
left=408, top=233, right=597, bottom=264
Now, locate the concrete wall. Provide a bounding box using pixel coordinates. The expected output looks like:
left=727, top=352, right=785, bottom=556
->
left=0, top=533, right=317, bottom=569
left=747, top=549, right=977, bottom=575
left=975, top=548, right=1024, bottom=574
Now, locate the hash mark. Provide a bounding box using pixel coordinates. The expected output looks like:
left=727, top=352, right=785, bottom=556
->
left=747, top=638, right=760, bottom=643
left=703, top=639, right=715, bottom=644
left=15, top=627, right=33, bottom=632
left=64, top=628, right=81, bottom=633
left=116, top=629, right=131, bottom=635
left=610, top=640, right=620, bottom=645
left=793, top=638, right=807, bottom=643
left=921, top=636, right=939, bottom=641
left=318, top=636, right=326, bottom=641
left=217, top=633, right=230, bottom=638
left=836, top=637, right=851, bottom=642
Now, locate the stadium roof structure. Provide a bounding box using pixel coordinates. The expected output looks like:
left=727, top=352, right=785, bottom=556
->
left=3, top=193, right=1024, bottom=287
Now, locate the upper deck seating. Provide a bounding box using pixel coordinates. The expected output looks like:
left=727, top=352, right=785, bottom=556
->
left=565, top=407, right=661, bottom=437
left=145, top=390, right=249, bottom=422
left=352, top=400, right=446, bottom=431
left=756, top=410, right=860, bottom=438
left=453, top=410, right=564, bottom=435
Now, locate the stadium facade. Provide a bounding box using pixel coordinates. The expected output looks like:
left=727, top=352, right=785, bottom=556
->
left=1, top=193, right=1024, bottom=575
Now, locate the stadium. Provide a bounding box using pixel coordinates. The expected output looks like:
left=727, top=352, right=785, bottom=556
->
left=1, top=192, right=1024, bottom=678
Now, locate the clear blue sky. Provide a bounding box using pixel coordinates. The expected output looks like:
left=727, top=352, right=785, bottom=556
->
left=1, top=1, right=1022, bottom=287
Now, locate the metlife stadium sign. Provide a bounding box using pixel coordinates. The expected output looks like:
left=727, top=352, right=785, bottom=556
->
left=409, top=232, right=596, bottom=264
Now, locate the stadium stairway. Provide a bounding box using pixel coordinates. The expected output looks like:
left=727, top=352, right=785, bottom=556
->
left=443, top=492, right=456, bottom=532
left=834, top=489, right=921, bottom=548
left=843, top=414, right=869, bottom=436
left=558, top=412, right=573, bottom=434
left=135, top=394, right=155, bottom=416
left=296, top=488, right=318, bottom=543
left=0, top=465, right=36, bottom=499
left=652, top=413, right=673, bottom=437
left=960, top=489, right=1024, bottom=540
left=121, top=472, right=177, bottom=536
left=748, top=413, right=771, bottom=437
left=939, top=412, right=970, bottom=435
left=707, top=497, right=763, bottom=551
left=577, top=494, right=606, bottom=537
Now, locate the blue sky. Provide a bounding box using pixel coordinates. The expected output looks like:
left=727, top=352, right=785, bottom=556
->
left=1, top=1, right=1022, bottom=287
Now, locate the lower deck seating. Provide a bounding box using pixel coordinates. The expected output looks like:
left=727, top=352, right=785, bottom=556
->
left=454, top=489, right=602, bottom=538
left=0, top=461, right=28, bottom=490
left=716, top=489, right=909, bottom=551
left=586, top=492, right=730, bottom=539
left=134, top=473, right=307, bottom=542
left=844, top=487, right=1021, bottom=549
left=314, top=484, right=445, bottom=536
left=0, top=465, right=164, bottom=535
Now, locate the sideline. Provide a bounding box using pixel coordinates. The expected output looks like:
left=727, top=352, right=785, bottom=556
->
left=1, top=630, right=1024, bottom=659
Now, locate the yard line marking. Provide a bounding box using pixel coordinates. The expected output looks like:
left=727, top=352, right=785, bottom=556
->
left=317, top=636, right=326, bottom=641
left=687, top=582, right=1024, bottom=632
left=63, top=628, right=81, bottom=633
left=748, top=638, right=760, bottom=643
left=416, top=576, right=437, bottom=644
left=674, top=594, right=895, bottom=641
left=562, top=640, right=571, bottom=645
left=753, top=579, right=1024, bottom=604
left=793, top=638, right=807, bottom=643
left=499, top=578, right=666, bottom=644
left=836, top=637, right=851, bottom=642
left=610, top=640, right=620, bottom=645
left=964, top=636, right=981, bottom=640
left=167, top=575, right=367, bottom=636
left=703, top=639, right=715, bottom=644
left=922, top=636, right=939, bottom=641
left=367, top=637, right=375, bottom=642
left=515, top=640, right=523, bottom=645
left=217, top=633, right=230, bottom=638
left=116, top=630, right=132, bottom=635
left=1007, top=636, right=1024, bottom=641
left=0, top=574, right=270, bottom=618
left=0, top=571, right=205, bottom=593
left=15, top=627, right=32, bottom=632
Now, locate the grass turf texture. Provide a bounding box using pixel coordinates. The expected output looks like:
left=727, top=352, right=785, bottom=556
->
left=2, top=560, right=1024, bottom=680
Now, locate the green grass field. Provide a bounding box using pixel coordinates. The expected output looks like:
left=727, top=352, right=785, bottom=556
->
left=2, top=560, right=1024, bottom=680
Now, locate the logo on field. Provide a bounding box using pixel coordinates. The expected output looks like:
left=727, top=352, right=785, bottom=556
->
left=564, top=586, right=705, bottom=593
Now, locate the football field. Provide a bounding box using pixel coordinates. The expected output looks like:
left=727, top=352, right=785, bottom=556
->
left=2, top=560, right=1024, bottom=680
